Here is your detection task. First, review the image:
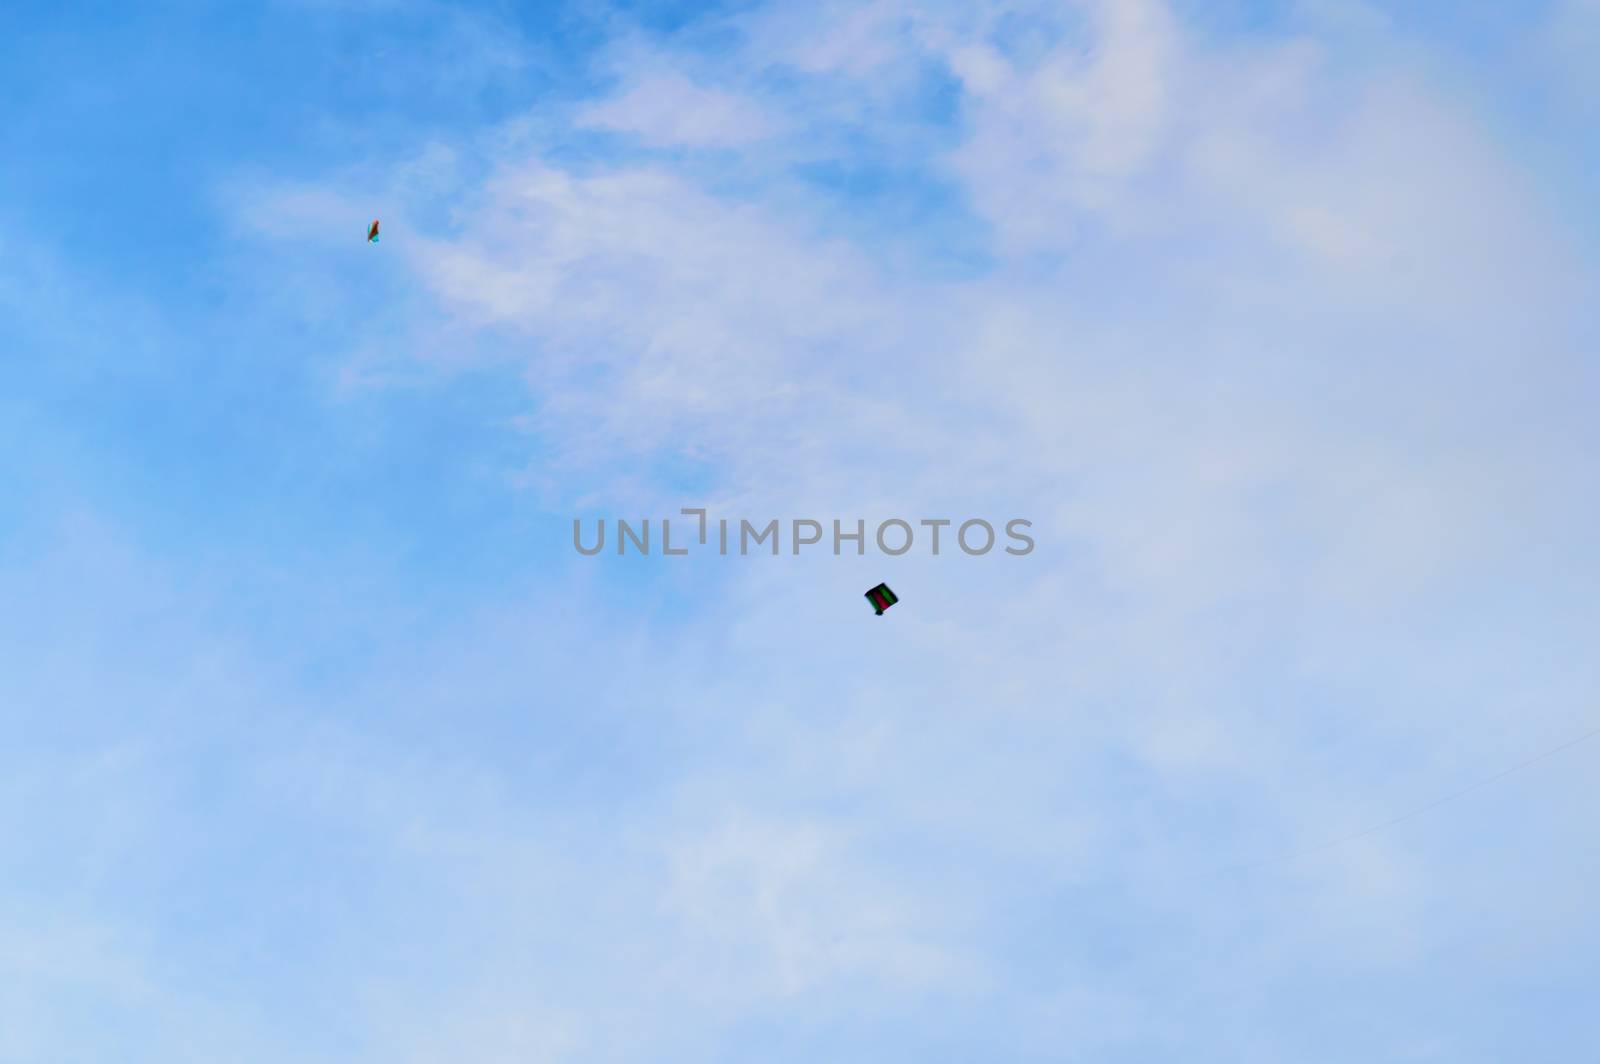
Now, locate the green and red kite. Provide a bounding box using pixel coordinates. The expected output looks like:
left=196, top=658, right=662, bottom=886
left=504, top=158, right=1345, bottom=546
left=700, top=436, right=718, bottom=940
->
left=865, top=583, right=899, bottom=616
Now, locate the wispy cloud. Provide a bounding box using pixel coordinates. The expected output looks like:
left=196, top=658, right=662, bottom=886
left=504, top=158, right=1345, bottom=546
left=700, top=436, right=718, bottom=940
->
left=576, top=72, right=784, bottom=147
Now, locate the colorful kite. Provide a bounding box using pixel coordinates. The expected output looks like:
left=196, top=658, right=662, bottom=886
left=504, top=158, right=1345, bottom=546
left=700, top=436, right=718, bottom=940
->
left=367, top=219, right=380, bottom=243
left=865, top=583, right=899, bottom=616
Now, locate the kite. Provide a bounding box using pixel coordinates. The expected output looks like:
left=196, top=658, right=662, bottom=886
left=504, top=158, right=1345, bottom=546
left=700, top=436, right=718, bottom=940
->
left=367, top=219, right=380, bottom=243
left=865, top=583, right=899, bottom=616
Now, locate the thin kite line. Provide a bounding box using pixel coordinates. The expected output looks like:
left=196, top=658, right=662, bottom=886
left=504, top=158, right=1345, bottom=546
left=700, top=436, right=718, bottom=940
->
left=1218, top=722, right=1600, bottom=875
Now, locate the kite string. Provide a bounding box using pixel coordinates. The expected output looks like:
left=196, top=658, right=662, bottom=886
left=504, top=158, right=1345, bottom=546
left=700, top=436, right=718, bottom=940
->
left=1220, top=721, right=1600, bottom=875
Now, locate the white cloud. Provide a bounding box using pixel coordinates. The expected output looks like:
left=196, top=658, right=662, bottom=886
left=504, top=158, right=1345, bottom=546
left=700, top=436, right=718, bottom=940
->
left=576, top=72, right=783, bottom=147
left=662, top=814, right=955, bottom=997
left=943, top=0, right=1183, bottom=242
left=400, top=156, right=928, bottom=490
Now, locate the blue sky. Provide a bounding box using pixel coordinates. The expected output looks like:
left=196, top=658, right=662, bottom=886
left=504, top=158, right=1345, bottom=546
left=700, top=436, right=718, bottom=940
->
left=3, top=1, right=1599, bottom=1061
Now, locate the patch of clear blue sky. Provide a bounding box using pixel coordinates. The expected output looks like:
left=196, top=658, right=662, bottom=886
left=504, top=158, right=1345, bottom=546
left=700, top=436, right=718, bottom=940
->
left=781, top=56, right=994, bottom=277
left=0, top=2, right=604, bottom=624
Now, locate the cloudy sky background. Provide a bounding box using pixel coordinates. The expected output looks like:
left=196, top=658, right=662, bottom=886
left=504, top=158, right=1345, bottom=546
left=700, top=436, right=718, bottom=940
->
left=3, top=0, right=1598, bottom=1060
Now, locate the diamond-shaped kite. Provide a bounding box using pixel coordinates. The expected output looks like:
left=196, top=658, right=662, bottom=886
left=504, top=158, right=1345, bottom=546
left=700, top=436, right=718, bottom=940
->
left=865, top=583, right=899, bottom=616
